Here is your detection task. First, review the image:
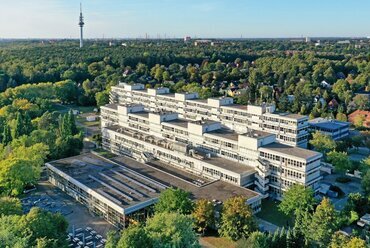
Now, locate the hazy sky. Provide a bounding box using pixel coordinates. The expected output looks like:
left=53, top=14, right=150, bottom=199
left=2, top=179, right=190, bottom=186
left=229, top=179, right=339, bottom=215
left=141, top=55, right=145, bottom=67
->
left=0, top=0, right=369, bottom=39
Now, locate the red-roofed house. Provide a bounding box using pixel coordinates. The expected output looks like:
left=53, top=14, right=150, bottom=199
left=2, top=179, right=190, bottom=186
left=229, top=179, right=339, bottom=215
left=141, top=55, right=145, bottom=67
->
left=348, top=110, right=370, bottom=128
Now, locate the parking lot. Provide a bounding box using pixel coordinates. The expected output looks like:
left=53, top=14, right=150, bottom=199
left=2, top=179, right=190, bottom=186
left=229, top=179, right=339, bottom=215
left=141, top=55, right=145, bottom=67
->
left=67, top=226, right=106, bottom=248
left=21, top=180, right=114, bottom=239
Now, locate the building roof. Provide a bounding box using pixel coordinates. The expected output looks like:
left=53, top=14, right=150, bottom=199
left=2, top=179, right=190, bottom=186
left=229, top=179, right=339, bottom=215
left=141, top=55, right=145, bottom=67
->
left=348, top=110, right=370, bottom=127
left=203, top=156, right=255, bottom=175
left=221, top=104, right=249, bottom=110
left=130, top=111, right=150, bottom=119
left=47, top=154, right=165, bottom=213
left=164, top=119, right=189, bottom=129
left=259, top=143, right=321, bottom=160
left=101, top=104, right=118, bottom=110
left=243, top=129, right=274, bottom=139
left=308, top=118, right=350, bottom=131
left=279, top=113, right=307, bottom=120
left=114, top=156, right=259, bottom=201
left=205, top=128, right=239, bottom=141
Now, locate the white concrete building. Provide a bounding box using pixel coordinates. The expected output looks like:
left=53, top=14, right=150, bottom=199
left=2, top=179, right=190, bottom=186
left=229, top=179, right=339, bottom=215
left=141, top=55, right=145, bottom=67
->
left=101, top=90, right=322, bottom=199
left=108, top=83, right=309, bottom=148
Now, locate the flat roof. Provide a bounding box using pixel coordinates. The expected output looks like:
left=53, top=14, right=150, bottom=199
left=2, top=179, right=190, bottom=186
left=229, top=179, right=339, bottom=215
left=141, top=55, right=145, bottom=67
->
left=242, top=129, right=274, bottom=139
left=102, top=104, right=118, bottom=110
left=47, top=154, right=164, bottom=211
left=205, top=128, right=239, bottom=141
left=259, top=143, right=321, bottom=160
left=308, top=118, right=350, bottom=130
left=272, top=112, right=307, bottom=120
left=157, top=93, right=176, bottom=98
left=203, top=156, right=255, bottom=175
left=164, top=119, right=189, bottom=129
left=130, top=111, right=150, bottom=119
left=222, top=104, right=249, bottom=110
left=191, top=120, right=220, bottom=126
left=310, top=122, right=349, bottom=131
left=113, top=156, right=259, bottom=201
left=205, top=128, right=273, bottom=142
left=187, top=99, right=208, bottom=104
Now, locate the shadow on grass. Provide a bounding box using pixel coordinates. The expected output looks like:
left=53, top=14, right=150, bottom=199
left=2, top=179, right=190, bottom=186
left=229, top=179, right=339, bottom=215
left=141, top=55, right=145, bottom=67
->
left=256, top=199, right=294, bottom=227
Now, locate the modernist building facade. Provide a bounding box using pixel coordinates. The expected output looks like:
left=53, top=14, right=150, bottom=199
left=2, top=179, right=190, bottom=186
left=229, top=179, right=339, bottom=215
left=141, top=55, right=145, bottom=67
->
left=109, top=83, right=309, bottom=148
left=101, top=84, right=322, bottom=199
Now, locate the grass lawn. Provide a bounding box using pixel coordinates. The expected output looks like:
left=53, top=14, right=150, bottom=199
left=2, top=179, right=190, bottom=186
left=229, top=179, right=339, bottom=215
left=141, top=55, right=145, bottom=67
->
left=256, top=199, right=294, bottom=227
left=75, top=116, right=100, bottom=127
left=51, top=104, right=97, bottom=114
left=82, top=121, right=100, bottom=127
left=200, top=236, right=236, bottom=248
left=50, top=104, right=68, bottom=112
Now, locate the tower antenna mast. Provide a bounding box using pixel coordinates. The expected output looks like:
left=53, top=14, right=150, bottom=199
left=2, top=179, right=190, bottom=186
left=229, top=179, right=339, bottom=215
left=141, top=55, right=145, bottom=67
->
left=78, top=3, right=85, bottom=48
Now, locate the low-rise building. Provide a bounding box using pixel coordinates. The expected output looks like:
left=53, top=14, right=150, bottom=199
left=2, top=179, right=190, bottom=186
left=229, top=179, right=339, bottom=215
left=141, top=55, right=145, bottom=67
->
left=308, top=118, right=350, bottom=140
left=46, top=153, right=262, bottom=228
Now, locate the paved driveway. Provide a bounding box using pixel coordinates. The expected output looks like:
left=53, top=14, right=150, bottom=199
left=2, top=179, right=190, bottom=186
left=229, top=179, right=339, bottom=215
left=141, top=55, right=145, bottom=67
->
left=321, top=174, right=362, bottom=211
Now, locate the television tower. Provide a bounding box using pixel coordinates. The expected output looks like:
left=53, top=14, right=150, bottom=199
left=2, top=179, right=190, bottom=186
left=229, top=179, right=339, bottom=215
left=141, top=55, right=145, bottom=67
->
left=78, top=3, right=85, bottom=48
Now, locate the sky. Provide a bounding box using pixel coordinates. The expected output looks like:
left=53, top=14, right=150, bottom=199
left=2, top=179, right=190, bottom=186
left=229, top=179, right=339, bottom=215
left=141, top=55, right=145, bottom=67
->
left=0, top=0, right=369, bottom=39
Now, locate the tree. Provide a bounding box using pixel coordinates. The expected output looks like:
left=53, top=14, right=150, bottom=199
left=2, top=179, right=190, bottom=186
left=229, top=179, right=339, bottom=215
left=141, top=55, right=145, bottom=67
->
left=2, top=124, right=12, bottom=145
left=219, top=196, right=257, bottom=241
left=309, top=198, right=338, bottom=247
left=259, top=86, right=273, bottom=103
left=105, top=231, right=120, bottom=248
left=329, top=232, right=366, bottom=248
left=59, top=111, right=78, bottom=138
left=361, top=170, right=370, bottom=197
left=154, top=188, right=194, bottom=215
left=0, top=197, right=22, bottom=215
left=14, top=112, right=24, bottom=138
left=345, top=237, right=366, bottom=248
left=20, top=208, right=68, bottom=247
left=96, top=90, right=110, bottom=107
left=54, top=80, right=78, bottom=104
left=0, top=214, right=28, bottom=247
left=353, top=114, right=366, bottom=128
left=117, top=225, right=152, bottom=248
left=336, top=112, right=347, bottom=122
left=353, top=95, right=370, bottom=110
left=0, top=207, right=68, bottom=248
left=145, top=212, right=200, bottom=248
left=0, top=158, right=37, bottom=195
left=309, top=131, right=336, bottom=154
left=344, top=193, right=369, bottom=216
left=279, top=184, right=316, bottom=217
left=192, top=199, right=215, bottom=234
left=23, top=112, right=33, bottom=134
left=327, top=151, right=351, bottom=174
left=237, top=231, right=269, bottom=248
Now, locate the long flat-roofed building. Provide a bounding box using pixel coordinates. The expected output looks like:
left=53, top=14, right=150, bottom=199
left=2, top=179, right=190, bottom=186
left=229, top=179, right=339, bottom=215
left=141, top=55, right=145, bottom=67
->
left=101, top=96, right=323, bottom=199
left=46, top=153, right=262, bottom=228
left=107, top=82, right=309, bottom=148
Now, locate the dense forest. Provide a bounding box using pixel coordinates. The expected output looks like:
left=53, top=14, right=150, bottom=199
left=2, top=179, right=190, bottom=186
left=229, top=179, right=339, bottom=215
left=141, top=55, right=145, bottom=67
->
left=1, top=39, right=370, bottom=121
